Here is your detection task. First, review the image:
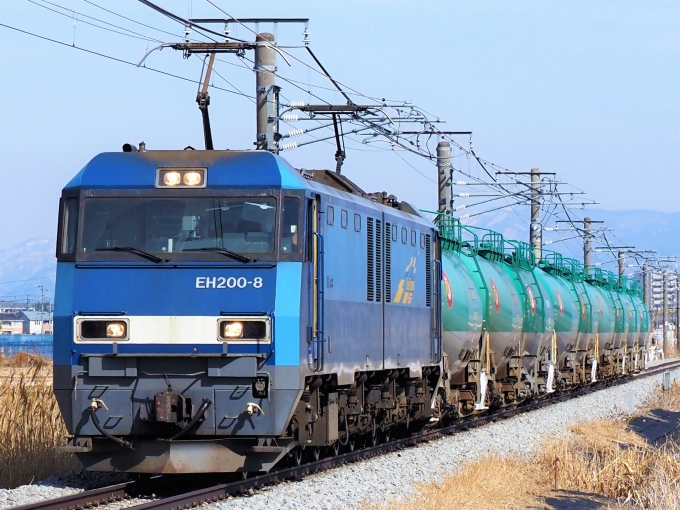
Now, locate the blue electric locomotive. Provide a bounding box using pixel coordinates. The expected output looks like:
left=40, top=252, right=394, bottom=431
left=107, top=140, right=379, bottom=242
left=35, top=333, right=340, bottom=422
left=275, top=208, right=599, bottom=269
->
left=54, top=148, right=440, bottom=473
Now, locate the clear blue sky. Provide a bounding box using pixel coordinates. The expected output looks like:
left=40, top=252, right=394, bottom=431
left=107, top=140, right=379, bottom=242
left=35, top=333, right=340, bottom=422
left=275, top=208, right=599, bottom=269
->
left=1, top=0, right=678, bottom=251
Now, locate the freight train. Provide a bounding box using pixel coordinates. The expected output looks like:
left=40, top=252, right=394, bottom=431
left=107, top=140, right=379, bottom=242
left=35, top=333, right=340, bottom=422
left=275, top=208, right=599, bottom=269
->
left=53, top=147, right=650, bottom=474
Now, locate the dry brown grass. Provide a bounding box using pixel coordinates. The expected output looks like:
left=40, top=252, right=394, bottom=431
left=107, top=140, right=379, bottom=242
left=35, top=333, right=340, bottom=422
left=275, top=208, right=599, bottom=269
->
left=537, top=419, right=680, bottom=508
left=364, top=454, right=544, bottom=510
left=0, top=354, right=79, bottom=489
left=646, top=379, right=680, bottom=412
left=369, top=380, right=680, bottom=510
left=0, top=351, right=51, bottom=368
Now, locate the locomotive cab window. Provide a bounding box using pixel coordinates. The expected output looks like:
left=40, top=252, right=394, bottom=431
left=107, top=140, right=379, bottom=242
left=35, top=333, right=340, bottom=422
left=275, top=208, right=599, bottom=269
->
left=60, top=197, right=79, bottom=255
left=80, top=197, right=279, bottom=260
left=281, top=197, right=300, bottom=254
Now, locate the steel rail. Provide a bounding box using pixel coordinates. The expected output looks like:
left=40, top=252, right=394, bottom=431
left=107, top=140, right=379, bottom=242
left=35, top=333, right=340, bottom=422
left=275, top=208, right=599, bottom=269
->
left=13, top=359, right=680, bottom=510
left=11, top=481, right=134, bottom=510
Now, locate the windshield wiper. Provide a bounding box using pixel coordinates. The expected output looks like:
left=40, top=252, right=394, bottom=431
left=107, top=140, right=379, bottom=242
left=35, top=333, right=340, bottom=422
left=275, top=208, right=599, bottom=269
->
left=96, top=247, right=164, bottom=263
left=182, top=247, right=250, bottom=263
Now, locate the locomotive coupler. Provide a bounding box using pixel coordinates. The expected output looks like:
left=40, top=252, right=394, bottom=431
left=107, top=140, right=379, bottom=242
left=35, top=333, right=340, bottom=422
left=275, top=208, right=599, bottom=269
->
left=153, top=390, right=190, bottom=424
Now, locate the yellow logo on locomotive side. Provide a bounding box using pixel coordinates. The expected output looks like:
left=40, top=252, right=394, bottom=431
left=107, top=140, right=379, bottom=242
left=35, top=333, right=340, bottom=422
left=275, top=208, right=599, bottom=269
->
left=394, top=256, right=417, bottom=305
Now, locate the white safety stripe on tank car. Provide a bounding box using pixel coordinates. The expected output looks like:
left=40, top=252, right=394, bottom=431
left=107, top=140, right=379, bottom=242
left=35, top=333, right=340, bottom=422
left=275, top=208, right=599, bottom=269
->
left=73, top=315, right=271, bottom=344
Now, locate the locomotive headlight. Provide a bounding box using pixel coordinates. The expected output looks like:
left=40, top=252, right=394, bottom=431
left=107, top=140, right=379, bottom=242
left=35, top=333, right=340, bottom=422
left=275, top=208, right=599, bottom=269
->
left=77, top=318, right=129, bottom=342
left=222, top=321, right=244, bottom=338
left=163, top=171, right=182, bottom=186
left=217, top=318, right=269, bottom=343
left=182, top=171, right=203, bottom=186
left=106, top=322, right=127, bottom=338
left=157, top=168, right=207, bottom=188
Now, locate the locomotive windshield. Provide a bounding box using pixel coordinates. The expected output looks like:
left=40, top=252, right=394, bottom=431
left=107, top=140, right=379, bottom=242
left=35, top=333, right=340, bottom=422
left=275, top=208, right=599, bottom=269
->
left=79, top=197, right=281, bottom=258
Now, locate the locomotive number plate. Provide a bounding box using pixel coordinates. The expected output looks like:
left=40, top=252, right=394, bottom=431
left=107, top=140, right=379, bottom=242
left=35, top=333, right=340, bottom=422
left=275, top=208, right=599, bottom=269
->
left=196, top=277, right=263, bottom=289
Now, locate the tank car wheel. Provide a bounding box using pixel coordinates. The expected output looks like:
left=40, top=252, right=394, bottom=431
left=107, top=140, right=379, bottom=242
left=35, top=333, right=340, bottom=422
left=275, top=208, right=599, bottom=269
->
left=370, top=425, right=379, bottom=447
left=309, top=447, right=321, bottom=462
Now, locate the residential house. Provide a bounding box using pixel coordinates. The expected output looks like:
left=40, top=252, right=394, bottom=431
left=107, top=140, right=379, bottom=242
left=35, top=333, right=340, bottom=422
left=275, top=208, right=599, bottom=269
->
left=21, top=311, right=54, bottom=335
left=0, top=312, right=25, bottom=335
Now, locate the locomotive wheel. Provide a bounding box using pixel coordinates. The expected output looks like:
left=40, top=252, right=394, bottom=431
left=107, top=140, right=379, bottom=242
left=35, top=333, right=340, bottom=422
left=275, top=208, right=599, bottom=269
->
left=288, top=447, right=303, bottom=466
left=345, top=439, right=356, bottom=453
left=329, top=441, right=340, bottom=457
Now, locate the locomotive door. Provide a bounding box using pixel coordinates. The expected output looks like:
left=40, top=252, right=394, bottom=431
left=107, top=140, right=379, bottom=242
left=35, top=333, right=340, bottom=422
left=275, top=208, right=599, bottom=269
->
left=307, top=194, right=324, bottom=371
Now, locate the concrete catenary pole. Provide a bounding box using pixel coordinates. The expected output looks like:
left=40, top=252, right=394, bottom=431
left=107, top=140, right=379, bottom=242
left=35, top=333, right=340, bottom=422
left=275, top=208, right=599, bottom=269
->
left=662, top=272, right=668, bottom=353
left=583, top=217, right=592, bottom=269
left=437, top=141, right=451, bottom=215
left=618, top=251, right=625, bottom=286
left=530, top=167, right=542, bottom=262
left=255, top=33, right=276, bottom=151
left=642, top=263, right=650, bottom=311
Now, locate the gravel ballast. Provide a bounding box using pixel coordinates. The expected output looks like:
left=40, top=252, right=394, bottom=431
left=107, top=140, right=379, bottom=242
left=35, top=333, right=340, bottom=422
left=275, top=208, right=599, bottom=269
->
left=2, top=366, right=678, bottom=510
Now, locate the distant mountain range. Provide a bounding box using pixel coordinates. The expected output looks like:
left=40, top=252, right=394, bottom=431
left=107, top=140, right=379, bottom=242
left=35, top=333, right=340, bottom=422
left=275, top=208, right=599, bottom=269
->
left=468, top=209, right=680, bottom=274
left=0, top=239, right=56, bottom=302
left=0, top=209, right=677, bottom=300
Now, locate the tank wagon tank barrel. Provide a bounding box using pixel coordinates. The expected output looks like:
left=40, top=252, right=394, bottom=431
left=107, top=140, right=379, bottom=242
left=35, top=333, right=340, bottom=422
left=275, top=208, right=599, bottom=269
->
left=435, top=214, right=652, bottom=417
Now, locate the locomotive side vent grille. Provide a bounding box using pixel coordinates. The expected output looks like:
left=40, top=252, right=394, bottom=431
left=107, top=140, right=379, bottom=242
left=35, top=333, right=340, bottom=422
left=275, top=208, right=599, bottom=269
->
left=367, top=217, right=375, bottom=301
left=425, top=234, right=432, bottom=307
left=376, top=219, right=382, bottom=302
left=385, top=222, right=391, bottom=302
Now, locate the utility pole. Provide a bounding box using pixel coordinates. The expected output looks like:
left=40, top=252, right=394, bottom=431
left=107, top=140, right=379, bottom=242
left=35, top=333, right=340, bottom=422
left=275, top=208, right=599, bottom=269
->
left=676, top=273, right=680, bottom=348
left=583, top=217, right=592, bottom=269
left=437, top=141, right=451, bottom=215
left=530, top=167, right=542, bottom=262
left=618, top=251, right=625, bottom=285
left=662, top=272, right=668, bottom=354
left=38, top=284, right=46, bottom=326
left=642, top=262, right=650, bottom=310
left=255, top=33, right=278, bottom=152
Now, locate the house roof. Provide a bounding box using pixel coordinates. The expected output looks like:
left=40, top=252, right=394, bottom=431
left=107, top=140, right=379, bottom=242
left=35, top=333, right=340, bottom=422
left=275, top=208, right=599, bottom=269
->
left=21, top=311, right=51, bottom=322
left=0, top=312, right=23, bottom=322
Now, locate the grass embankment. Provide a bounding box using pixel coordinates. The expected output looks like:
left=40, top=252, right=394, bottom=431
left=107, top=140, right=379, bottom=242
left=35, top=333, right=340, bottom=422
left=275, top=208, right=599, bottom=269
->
left=0, top=353, right=79, bottom=489
left=368, top=380, right=680, bottom=510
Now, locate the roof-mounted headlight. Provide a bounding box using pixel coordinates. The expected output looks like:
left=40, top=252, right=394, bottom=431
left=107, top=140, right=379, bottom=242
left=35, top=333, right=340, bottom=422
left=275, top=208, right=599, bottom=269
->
left=157, top=168, right=206, bottom=188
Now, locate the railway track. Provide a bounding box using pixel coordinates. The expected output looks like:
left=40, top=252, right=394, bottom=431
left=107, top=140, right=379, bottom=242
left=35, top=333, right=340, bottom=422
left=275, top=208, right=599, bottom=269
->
left=14, top=358, right=680, bottom=510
